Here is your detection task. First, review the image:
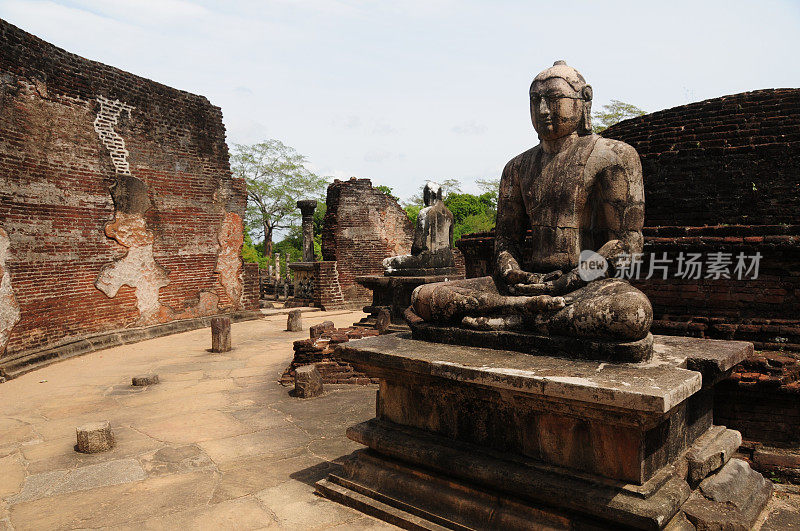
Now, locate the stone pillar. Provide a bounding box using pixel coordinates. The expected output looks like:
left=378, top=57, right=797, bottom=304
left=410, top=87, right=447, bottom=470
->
left=287, top=309, right=303, bottom=332
left=211, top=316, right=231, bottom=352
left=297, top=199, right=317, bottom=263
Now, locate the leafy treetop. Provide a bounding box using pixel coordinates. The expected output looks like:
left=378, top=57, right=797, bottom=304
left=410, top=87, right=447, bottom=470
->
left=232, top=139, right=328, bottom=257
left=592, top=99, right=646, bottom=133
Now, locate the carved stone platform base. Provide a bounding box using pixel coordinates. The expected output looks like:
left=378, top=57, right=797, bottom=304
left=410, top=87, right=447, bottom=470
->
left=316, top=334, right=772, bottom=530
left=385, top=267, right=459, bottom=277
left=355, top=274, right=462, bottom=330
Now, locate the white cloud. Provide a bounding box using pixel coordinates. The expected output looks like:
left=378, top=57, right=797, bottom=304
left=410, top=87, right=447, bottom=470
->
left=1, top=0, right=798, bottom=201
left=452, top=120, right=487, bottom=135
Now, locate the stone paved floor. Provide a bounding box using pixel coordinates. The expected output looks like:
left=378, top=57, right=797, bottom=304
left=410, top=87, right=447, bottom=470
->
left=0, top=309, right=397, bottom=530
left=0, top=309, right=797, bottom=530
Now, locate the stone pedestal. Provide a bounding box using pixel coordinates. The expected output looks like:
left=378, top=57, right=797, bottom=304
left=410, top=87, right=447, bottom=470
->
left=316, top=334, right=773, bottom=529
left=355, top=273, right=462, bottom=331
left=286, top=262, right=315, bottom=307
left=294, top=364, right=324, bottom=398
left=285, top=261, right=346, bottom=310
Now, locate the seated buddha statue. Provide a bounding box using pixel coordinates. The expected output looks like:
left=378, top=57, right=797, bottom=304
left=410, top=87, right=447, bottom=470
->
left=383, top=182, right=456, bottom=276
left=409, top=61, right=652, bottom=342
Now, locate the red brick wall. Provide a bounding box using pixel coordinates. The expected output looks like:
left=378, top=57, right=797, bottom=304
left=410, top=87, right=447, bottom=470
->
left=322, top=177, right=414, bottom=302
left=313, top=261, right=345, bottom=310
left=242, top=263, right=260, bottom=311
left=0, top=19, right=254, bottom=362
left=601, top=88, right=800, bottom=227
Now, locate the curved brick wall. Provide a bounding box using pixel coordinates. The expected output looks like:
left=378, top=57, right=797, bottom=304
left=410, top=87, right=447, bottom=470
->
left=602, top=88, right=800, bottom=227
left=0, top=19, right=256, bottom=370
left=322, top=178, right=414, bottom=302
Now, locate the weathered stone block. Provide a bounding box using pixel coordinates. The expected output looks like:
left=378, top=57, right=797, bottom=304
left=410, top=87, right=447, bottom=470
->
left=287, top=310, right=303, bottom=332
left=211, top=316, right=231, bottom=352
left=295, top=364, right=323, bottom=398
left=76, top=421, right=115, bottom=453
left=681, top=458, right=773, bottom=530
left=684, top=425, right=741, bottom=487
left=131, top=374, right=159, bottom=387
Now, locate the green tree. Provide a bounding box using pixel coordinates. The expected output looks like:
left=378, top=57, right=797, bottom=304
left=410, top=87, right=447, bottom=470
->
left=375, top=185, right=399, bottom=202
left=454, top=212, right=496, bottom=241
left=241, top=231, right=269, bottom=268
left=592, top=100, right=646, bottom=133
left=444, top=192, right=496, bottom=224
left=231, top=139, right=328, bottom=257
left=404, top=204, right=422, bottom=226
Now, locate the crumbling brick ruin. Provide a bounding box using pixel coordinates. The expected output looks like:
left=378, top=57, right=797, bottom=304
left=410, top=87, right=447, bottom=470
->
left=457, top=88, right=800, bottom=449
left=321, top=177, right=414, bottom=303
left=281, top=325, right=381, bottom=386
left=0, top=20, right=258, bottom=375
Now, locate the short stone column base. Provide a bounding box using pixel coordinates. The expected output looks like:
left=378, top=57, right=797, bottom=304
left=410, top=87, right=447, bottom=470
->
left=76, top=421, right=115, bottom=453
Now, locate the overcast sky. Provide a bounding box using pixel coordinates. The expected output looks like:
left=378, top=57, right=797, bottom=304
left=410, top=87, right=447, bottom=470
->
left=2, top=0, right=799, bottom=203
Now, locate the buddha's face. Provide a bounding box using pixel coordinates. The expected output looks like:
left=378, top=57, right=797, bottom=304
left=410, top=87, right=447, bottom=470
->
left=530, top=77, right=584, bottom=141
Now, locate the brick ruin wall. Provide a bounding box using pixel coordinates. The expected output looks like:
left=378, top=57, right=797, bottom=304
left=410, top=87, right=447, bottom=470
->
left=456, top=88, right=800, bottom=446
left=322, top=178, right=414, bottom=302
left=0, top=19, right=257, bottom=367
left=602, top=88, right=799, bottom=227
left=601, top=89, right=800, bottom=349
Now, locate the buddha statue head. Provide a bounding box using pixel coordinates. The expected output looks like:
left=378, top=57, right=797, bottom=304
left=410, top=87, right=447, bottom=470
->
left=529, top=60, right=593, bottom=141
left=423, top=181, right=443, bottom=207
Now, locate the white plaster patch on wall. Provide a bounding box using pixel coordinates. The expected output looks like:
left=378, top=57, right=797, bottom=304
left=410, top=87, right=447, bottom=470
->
left=0, top=228, right=21, bottom=355
left=215, top=212, right=244, bottom=309
left=95, top=213, right=170, bottom=322
left=93, top=96, right=134, bottom=176
left=92, top=97, right=170, bottom=323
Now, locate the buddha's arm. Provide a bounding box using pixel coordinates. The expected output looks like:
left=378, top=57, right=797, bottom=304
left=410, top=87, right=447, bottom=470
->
left=494, top=158, right=531, bottom=284
left=543, top=140, right=644, bottom=296
left=595, top=141, right=645, bottom=264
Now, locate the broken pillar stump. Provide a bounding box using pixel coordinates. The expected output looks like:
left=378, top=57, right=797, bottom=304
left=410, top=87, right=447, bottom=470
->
left=76, top=421, right=115, bottom=453
left=310, top=320, right=335, bottom=340
left=211, top=316, right=231, bottom=352
left=375, top=308, right=392, bottom=334
left=295, top=364, right=323, bottom=398
left=131, top=374, right=159, bottom=387
left=287, top=309, right=303, bottom=332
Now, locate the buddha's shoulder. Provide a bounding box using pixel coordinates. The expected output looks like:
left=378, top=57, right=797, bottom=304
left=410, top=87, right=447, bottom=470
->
left=503, top=145, right=540, bottom=174
left=590, top=136, right=640, bottom=165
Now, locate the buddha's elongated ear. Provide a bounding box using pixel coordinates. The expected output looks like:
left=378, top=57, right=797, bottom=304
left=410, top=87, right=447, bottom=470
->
left=580, top=84, right=593, bottom=135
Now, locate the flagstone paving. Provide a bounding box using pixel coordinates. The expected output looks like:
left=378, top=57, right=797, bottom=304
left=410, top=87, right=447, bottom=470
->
left=0, top=309, right=397, bottom=530
left=0, top=309, right=797, bottom=530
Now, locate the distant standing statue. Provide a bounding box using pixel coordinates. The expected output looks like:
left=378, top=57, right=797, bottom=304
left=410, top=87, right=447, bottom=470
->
left=383, top=182, right=456, bottom=276
left=410, top=61, right=652, bottom=345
